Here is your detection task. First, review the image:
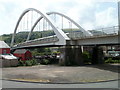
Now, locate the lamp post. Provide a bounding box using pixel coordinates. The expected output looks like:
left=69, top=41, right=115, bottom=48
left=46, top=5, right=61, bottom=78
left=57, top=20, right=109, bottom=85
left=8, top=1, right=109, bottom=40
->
left=118, top=1, right=120, bottom=43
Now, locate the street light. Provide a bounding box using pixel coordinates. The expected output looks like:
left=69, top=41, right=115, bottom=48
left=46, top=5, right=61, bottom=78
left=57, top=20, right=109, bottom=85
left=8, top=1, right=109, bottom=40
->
left=118, top=1, right=120, bottom=43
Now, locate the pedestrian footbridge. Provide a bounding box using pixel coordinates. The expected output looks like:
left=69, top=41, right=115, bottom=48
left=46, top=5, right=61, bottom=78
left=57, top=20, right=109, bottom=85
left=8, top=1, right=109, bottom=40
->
left=11, top=8, right=119, bottom=50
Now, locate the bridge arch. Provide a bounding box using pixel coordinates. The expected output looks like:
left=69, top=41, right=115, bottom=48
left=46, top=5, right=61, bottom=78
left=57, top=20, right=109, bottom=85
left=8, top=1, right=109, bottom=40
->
left=11, top=8, right=70, bottom=47
left=47, top=12, right=92, bottom=36
left=27, top=12, right=93, bottom=41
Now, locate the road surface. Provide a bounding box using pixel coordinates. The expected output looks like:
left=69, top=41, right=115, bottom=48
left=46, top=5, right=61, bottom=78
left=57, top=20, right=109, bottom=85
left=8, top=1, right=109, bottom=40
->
left=1, top=79, right=119, bottom=88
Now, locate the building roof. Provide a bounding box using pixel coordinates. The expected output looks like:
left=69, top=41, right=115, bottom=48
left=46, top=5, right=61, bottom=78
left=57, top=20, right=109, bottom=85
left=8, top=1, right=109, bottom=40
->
left=14, top=49, right=28, bottom=54
left=0, top=54, right=17, bottom=59
left=0, top=41, right=10, bottom=48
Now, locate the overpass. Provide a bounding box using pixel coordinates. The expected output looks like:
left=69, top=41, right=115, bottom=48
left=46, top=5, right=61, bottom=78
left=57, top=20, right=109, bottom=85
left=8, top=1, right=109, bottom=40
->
left=12, top=26, right=119, bottom=49
left=10, top=8, right=119, bottom=65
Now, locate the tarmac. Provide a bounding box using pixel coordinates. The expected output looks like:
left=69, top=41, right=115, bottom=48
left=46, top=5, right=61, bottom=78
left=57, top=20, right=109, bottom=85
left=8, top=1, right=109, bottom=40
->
left=2, top=64, right=120, bottom=84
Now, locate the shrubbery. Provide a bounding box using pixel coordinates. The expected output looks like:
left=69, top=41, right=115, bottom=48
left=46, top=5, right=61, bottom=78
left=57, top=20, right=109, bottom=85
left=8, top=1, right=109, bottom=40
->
left=18, top=59, right=38, bottom=66
left=40, top=59, right=50, bottom=65
left=18, top=60, right=26, bottom=66
left=82, top=51, right=91, bottom=64
left=105, top=58, right=120, bottom=63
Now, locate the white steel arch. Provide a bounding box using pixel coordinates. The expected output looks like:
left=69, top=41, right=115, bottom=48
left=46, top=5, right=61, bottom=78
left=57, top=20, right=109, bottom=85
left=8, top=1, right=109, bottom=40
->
left=27, top=17, right=43, bottom=41
left=27, top=11, right=93, bottom=41
left=11, top=8, right=70, bottom=47
left=47, top=12, right=92, bottom=36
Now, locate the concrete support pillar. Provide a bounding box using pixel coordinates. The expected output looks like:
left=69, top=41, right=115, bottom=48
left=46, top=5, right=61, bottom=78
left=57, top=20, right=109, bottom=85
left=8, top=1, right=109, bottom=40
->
left=81, top=46, right=84, bottom=53
left=59, top=45, right=84, bottom=66
left=91, top=46, right=104, bottom=64
left=74, top=46, right=84, bottom=65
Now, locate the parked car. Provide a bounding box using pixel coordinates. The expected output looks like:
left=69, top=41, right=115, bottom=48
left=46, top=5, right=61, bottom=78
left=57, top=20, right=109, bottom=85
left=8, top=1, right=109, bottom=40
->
left=104, top=51, right=120, bottom=60
left=108, top=51, right=120, bottom=57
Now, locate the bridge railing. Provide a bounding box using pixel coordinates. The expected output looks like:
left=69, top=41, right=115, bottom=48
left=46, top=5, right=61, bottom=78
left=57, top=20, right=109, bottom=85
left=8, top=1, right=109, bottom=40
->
left=91, top=26, right=118, bottom=35
left=68, top=26, right=118, bottom=39
left=13, top=26, right=118, bottom=48
left=14, top=35, right=59, bottom=47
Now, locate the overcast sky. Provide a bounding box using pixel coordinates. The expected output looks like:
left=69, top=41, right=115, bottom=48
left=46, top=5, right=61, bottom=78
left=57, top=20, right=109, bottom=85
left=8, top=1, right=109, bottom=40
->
left=0, top=0, right=118, bottom=35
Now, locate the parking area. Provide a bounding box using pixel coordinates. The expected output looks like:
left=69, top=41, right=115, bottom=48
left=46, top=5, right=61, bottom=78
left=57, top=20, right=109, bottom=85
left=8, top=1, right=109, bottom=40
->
left=2, top=64, right=119, bottom=83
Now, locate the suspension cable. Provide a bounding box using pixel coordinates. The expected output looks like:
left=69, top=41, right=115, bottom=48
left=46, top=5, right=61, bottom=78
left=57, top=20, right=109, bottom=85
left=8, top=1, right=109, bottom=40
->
left=43, top=18, right=45, bottom=37
left=54, top=14, right=56, bottom=23
left=27, top=12, right=29, bottom=30
left=31, top=10, right=33, bottom=27
left=62, top=16, right=63, bottom=30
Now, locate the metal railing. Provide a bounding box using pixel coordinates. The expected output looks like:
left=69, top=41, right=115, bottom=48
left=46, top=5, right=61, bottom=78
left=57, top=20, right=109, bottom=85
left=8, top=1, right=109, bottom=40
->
left=14, top=35, right=59, bottom=47
left=68, top=26, right=118, bottom=39
left=13, top=26, right=118, bottom=48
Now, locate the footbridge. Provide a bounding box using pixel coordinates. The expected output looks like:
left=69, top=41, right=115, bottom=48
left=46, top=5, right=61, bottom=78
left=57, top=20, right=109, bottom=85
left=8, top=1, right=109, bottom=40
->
left=11, top=8, right=119, bottom=50
left=10, top=8, right=119, bottom=65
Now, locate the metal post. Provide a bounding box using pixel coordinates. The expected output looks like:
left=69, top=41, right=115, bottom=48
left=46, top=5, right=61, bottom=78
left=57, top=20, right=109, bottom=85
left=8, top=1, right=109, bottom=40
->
left=39, top=21, right=40, bottom=31
left=118, top=1, right=120, bottom=43
left=46, top=21, right=48, bottom=31
left=68, top=21, right=72, bottom=38
left=31, top=11, right=33, bottom=27
left=21, top=17, right=24, bottom=33
left=102, top=28, right=104, bottom=36
left=38, top=21, right=42, bottom=38
left=27, top=12, right=28, bottom=30
left=62, top=16, right=63, bottom=30
left=113, top=26, right=115, bottom=34
left=23, top=16, right=24, bottom=31
left=43, top=18, right=45, bottom=37
left=69, top=22, right=73, bottom=38
left=54, top=14, right=56, bottom=23
left=71, top=22, right=73, bottom=37
left=36, top=13, right=38, bottom=31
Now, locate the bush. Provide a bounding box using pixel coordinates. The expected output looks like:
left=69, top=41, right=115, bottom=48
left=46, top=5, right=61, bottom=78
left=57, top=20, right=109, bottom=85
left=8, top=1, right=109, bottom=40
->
left=52, top=51, right=60, bottom=55
left=32, top=59, right=38, bottom=65
left=105, top=58, right=120, bottom=63
left=82, top=51, right=91, bottom=64
left=18, top=60, right=26, bottom=66
left=26, top=60, right=33, bottom=66
left=40, top=59, right=50, bottom=65
left=18, top=59, right=38, bottom=66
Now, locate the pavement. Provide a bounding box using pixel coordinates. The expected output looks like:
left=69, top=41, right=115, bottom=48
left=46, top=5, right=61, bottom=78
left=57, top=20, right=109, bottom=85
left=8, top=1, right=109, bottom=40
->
left=1, top=79, right=119, bottom=88
left=2, top=64, right=119, bottom=84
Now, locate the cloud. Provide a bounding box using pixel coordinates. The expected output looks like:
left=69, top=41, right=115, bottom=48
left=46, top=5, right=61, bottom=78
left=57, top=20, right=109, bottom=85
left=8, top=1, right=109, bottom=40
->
left=82, top=22, right=94, bottom=30
left=95, top=7, right=118, bottom=28
left=0, top=0, right=118, bottom=35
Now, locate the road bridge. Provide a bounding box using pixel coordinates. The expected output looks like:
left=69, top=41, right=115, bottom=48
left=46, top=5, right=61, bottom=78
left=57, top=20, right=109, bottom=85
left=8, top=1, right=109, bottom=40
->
left=10, top=8, right=119, bottom=65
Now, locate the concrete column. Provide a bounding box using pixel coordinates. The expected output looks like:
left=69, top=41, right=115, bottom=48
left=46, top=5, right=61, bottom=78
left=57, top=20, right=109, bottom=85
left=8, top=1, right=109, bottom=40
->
left=59, top=46, right=66, bottom=66
left=81, top=46, right=84, bottom=53
left=91, top=46, right=104, bottom=64
left=73, top=46, right=84, bottom=65
left=59, top=46, right=73, bottom=66
left=59, top=45, right=83, bottom=66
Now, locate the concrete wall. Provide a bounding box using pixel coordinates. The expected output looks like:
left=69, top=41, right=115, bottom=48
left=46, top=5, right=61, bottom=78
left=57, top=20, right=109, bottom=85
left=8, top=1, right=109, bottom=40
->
left=59, top=46, right=83, bottom=66
left=0, top=59, right=18, bottom=67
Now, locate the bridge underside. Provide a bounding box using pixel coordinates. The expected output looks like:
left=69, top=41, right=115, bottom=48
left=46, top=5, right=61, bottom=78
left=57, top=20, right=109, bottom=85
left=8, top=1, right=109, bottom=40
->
left=11, top=34, right=119, bottom=50
left=68, top=35, right=119, bottom=46
left=11, top=35, right=119, bottom=66
left=10, top=8, right=119, bottom=66
left=12, top=44, right=62, bottom=50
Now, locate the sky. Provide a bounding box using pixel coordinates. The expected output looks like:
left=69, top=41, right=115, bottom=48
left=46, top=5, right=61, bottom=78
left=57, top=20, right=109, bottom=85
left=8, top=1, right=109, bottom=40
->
left=0, top=0, right=118, bottom=35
